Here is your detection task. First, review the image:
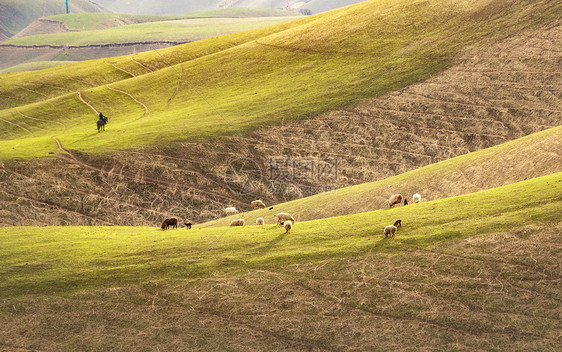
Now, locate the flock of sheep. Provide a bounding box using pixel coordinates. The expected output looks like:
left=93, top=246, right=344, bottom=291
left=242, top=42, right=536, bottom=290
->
left=161, top=193, right=421, bottom=238
left=225, top=200, right=295, bottom=234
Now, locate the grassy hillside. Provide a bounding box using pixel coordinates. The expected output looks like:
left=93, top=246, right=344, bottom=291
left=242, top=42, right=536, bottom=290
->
left=4, top=16, right=302, bottom=46
left=1, top=172, right=560, bottom=350
left=92, top=0, right=221, bottom=15
left=43, top=9, right=293, bottom=31
left=0, top=0, right=104, bottom=36
left=201, top=125, right=562, bottom=227
left=0, top=60, right=76, bottom=73
left=0, top=0, right=559, bottom=161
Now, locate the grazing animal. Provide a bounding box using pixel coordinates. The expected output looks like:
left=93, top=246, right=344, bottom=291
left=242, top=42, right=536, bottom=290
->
left=388, top=194, right=403, bottom=208
left=184, top=222, right=192, bottom=229
left=161, top=218, right=178, bottom=230
left=384, top=225, right=397, bottom=238
left=256, top=218, right=264, bottom=225
left=403, top=198, right=408, bottom=206
left=251, top=200, right=266, bottom=209
left=393, top=220, right=402, bottom=227
left=275, top=212, right=295, bottom=225
left=230, top=219, right=245, bottom=226
left=412, top=193, right=421, bottom=203
left=225, top=207, right=239, bottom=216
left=284, top=220, right=292, bottom=234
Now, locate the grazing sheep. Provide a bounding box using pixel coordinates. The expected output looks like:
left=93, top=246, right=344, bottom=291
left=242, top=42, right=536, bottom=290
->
left=412, top=193, right=421, bottom=203
left=184, top=222, right=192, bottom=229
left=161, top=218, right=178, bottom=230
left=388, top=194, right=403, bottom=208
left=251, top=200, right=266, bottom=209
left=284, top=220, right=292, bottom=234
left=256, top=218, right=264, bottom=225
left=393, top=219, right=402, bottom=227
left=230, top=219, right=245, bottom=227
left=383, top=225, right=397, bottom=238
left=404, top=198, right=408, bottom=206
left=225, top=207, right=239, bottom=216
left=275, top=212, right=295, bottom=225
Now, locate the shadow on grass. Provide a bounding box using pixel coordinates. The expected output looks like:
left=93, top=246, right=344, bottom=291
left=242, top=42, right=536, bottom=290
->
left=256, top=232, right=288, bottom=255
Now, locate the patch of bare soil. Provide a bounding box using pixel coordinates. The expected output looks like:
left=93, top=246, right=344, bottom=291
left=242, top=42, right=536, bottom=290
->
left=0, top=41, right=186, bottom=71
left=0, top=21, right=560, bottom=226
left=12, top=19, right=72, bottom=39
left=0, top=223, right=559, bottom=351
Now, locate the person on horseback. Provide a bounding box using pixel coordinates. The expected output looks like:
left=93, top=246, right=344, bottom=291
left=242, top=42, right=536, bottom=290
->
left=97, top=112, right=109, bottom=132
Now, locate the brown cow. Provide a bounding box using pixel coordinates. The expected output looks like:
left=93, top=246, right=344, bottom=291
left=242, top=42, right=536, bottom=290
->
left=161, top=218, right=178, bottom=230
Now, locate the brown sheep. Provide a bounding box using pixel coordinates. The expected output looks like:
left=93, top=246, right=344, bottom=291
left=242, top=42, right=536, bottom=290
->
left=251, top=200, right=266, bottom=209
left=184, top=222, right=192, bottom=229
left=256, top=218, right=264, bottom=225
left=225, top=207, right=239, bottom=216
left=383, top=225, right=397, bottom=238
left=230, top=219, right=245, bottom=227
left=161, top=218, right=178, bottom=230
left=275, top=212, right=295, bottom=225
left=388, top=194, right=403, bottom=208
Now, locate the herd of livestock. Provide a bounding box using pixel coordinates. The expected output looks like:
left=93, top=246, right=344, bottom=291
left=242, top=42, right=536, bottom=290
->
left=160, top=193, right=421, bottom=238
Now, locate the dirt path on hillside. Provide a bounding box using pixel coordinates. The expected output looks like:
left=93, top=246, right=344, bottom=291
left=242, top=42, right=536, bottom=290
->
left=77, top=91, right=99, bottom=115
left=105, top=60, right=135, bottom=78
left=51, top=137, right=246, bottom=209
left=131, top=56, right=154, bottom=72
left=105, top=85, right=149, bottom=121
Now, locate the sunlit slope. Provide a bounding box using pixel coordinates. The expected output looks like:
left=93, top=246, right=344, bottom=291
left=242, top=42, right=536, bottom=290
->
left=201, top=125, right=562, bottom=227
left=0, top=16, right=314, bottom=109
left=4, top=17, right=302, bottom=46
left=0, top=0, right=104, bottom=36
left=0, top=0, right=560, bottom=160
left=44, top=9, right=294, bottom=31
left=1, top=171, right=560, bottom=298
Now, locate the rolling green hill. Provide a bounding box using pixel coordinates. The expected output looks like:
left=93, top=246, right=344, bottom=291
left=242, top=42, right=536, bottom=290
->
left=200, top=125, right=562, bottom=227
left=0, top=0, right=104, bottom=37
left=3, top=16, right=302, bottom=46
left=1, top=172, right=560, bottom=350
left=1, top=0, right=559, bottom=160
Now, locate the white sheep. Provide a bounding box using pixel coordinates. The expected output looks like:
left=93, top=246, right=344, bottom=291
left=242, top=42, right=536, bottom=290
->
left=256, top=218, right=264, bottom=225
left=275, top=212, right=295, bottom=225
left=388, top=194, right=403, bottom=208
left=284, top=220, right=292, bottom=234
left=251, top=200, right=266, bottom=209
left=383, top=225, right=397, bottom=238
left=230, top=219, right=245, bottom=226
left=225, top=207, right=239, bottom=216
left=412, top=193, right=421, bottom=203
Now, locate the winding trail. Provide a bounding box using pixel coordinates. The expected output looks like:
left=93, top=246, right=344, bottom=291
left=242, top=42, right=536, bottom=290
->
left=105, top=60, right=136, bottom=77
left=167, top=65, right=183, bottom=107
left=131, top=56, right=154, bottom=73
left=106, top=84, right=149, bottom=121
left=77, top=91, right=99, bottom=115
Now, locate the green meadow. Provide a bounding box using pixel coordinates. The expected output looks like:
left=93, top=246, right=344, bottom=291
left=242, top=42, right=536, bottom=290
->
left=1, top=172, right=560, bottom=298
left=4, top=16, right=302, bottom=46
left=1, top=0, right=559, bottom=160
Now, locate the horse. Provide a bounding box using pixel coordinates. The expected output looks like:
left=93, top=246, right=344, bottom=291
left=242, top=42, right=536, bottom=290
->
left=97, top=116, right=108, bottom=133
